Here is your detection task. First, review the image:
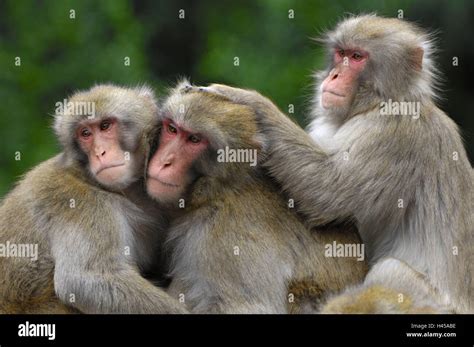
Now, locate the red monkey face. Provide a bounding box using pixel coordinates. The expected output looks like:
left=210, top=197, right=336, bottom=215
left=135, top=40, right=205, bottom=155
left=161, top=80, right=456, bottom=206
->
left=321, top=48, right=368, bottom=110
left=147, top=119, right=209, bottom=204
left=77, top=117, right=137, bottom=188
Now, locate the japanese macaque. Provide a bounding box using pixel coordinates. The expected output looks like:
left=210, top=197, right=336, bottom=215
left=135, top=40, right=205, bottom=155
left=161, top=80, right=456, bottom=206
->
left=146, top=81, right=367, bottom=314
left=0, top=85, right=187, bottom=314
left=190, top=15, right=474, bottom=313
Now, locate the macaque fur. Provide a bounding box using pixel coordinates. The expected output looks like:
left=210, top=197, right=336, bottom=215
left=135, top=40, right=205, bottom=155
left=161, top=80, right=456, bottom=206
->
left=193, top=15, right=474, bottom=313
left=0, top=85, right=187, bottom=313
left=146, top=81, right=367, bottom=313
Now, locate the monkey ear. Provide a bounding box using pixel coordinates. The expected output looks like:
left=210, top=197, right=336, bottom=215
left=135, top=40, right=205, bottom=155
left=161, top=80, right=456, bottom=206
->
left=412, top=47, right=424, bottom=71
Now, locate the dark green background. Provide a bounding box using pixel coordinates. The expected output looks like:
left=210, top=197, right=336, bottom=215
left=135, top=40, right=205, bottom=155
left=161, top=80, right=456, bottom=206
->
left=1, top=0, right=473, bottom=196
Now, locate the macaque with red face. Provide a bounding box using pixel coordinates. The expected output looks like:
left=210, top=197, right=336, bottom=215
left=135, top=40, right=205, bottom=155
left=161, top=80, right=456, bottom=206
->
left=76, top=117, right=135, bottom=188
left=321, top=48, right=368, bottom=111
left=147, top=118, right=208, bottom=204
left=145, top=81, right=367, bottom=314
left=188, top=15, right=474, bottom=313
left=0, top=85, right=187, bottom=314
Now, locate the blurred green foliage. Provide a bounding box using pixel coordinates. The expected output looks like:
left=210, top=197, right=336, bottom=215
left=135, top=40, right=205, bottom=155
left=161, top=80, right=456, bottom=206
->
left=0, top=0, right=473, bottom=196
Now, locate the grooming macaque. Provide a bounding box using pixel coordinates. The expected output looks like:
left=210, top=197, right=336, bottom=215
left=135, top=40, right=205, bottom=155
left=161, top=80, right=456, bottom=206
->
left=193, top=15, right=474, bottom=313
left=0, top=85, right=187, bottom=314
left=146, top=81, right=367, bottom=314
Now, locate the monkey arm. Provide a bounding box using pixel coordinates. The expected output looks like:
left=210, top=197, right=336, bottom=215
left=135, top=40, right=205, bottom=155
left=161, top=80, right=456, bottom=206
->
left=194, top=84, right=424, bottom=227
left=189, top=84, right=350, bottom=225
left=262, top=112, right=427, bottom=228
left=53, top=264, right=187, bottom=314
left=50, top=218, right=187, bottom=314
left=190, top=84, right=355, bottom=224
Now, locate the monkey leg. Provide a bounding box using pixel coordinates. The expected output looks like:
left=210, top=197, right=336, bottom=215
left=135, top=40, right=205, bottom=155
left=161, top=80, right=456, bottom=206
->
left=321, top=258, right=452, bottom=313
left=321, top=285, right=443, bottom=314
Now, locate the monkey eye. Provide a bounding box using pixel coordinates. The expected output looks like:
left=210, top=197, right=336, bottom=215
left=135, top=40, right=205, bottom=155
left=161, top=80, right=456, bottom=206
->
left=80, top=128, right=92, bottom=138
left=188, top=134, right=201, bottom=144
left=100, top=119, right=112, bottom=131
left=337, top=49, right=345, bottom=57
left=167, top=123, right=178, bottom=134
left=352, top=52, right=363, bottom=61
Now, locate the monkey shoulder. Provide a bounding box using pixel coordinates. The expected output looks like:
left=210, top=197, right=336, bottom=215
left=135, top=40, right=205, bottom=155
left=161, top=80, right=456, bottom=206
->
left=0, top=156, right=71, bottom=233
left=11, top=154, right=128, bottom=228
left=33, top=156, right=100, bottom=202
left=184, top=176, right=307, bottom=243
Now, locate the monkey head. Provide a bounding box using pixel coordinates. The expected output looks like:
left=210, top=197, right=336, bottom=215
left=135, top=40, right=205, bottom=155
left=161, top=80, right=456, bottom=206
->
left=316, top=14, right=438, bottom=119
left=54, top=85, right=158, bottom=190
left=147, top=80, right=263, bottom=205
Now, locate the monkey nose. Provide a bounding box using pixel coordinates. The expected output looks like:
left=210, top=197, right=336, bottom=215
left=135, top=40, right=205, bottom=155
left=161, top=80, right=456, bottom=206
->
left=95, top=149, right=106, bottom=157
left=163, top=153, right=175, bottom=165
left=159, top=158, right=172, bottom=169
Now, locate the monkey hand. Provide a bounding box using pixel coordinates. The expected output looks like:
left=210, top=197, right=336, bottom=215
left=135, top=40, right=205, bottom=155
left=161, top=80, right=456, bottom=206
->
left=180, top=82, right=271, bottom=109
left=180, top=83, right=296, bottom=128
left=180, top=83, right=311, bottom=156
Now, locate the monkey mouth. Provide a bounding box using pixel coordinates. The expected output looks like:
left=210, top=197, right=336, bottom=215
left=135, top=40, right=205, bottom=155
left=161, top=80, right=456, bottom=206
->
left=323, top=90, right=346, bottom=97
left=96, top=163, right=126, bottom=175
left=148, top=176, right=180, bottom=188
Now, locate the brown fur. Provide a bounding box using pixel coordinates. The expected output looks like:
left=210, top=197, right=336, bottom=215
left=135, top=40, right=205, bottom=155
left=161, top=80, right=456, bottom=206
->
left=187, top=15, right=473, bottom=314
left=0, top=85, right=187, bottom=313
left=156, top=81, right=367, bottom=313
